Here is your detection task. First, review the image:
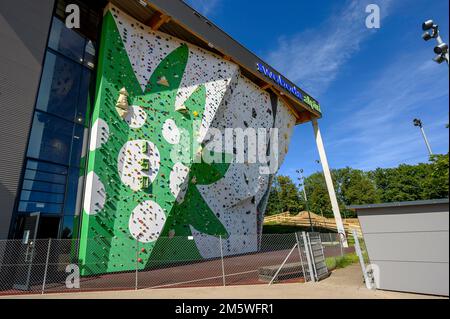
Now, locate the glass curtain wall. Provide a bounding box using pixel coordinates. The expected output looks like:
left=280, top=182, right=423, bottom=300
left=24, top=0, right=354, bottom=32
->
left=13, top=1, right=102, bottom=239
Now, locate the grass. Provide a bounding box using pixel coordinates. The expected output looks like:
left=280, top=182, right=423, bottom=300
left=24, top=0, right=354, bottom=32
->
left=325, top=250, right=370, bottom=271
left=325, top=253, right=360, bottom=270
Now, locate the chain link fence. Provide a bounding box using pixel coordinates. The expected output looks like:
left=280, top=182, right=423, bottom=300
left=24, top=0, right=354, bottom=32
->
left=0, top=232, right=355, bottom=296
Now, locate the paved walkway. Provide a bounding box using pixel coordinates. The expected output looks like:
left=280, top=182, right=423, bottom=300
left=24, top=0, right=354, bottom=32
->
left=3, top=265, right=446, bottom=299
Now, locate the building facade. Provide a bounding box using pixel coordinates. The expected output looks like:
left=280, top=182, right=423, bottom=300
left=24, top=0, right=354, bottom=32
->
left=0, top=0, right=322, bottom=274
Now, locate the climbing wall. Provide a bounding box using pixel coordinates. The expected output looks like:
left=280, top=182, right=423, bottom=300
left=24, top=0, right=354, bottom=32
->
left=78, top=3, right=296, bottom=275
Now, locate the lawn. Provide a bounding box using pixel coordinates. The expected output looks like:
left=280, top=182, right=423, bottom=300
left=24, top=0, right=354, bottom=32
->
left=326, top=251, right=370, bottom=271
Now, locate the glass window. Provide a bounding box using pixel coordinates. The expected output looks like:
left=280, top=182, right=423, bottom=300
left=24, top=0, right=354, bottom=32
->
left=48, top=17, right=85, bottom=62
left=22, top=180, right=66, bottom=194
left=18, top=201, right=62, bottom=214
left=24, top=169, right=66, bottom=185
left=36, top=52, right=82, bottom=121
left=61, top=215, right=77, bottom=239
left=63, top=168, right=82, bottom=215
left=26, top=159, right=68, bottom=175
left=74, top=69, right=92, bottom=125
left=70, top=124, right=85, bottom=167
left=83, top=40, right=96, bottom=69
left=27, top=111, right=75, bottom=165
left=20, top=190, right=65, bottom=204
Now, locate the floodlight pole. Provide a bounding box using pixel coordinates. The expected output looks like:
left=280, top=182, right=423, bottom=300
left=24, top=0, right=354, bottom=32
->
left=414, top=119, right=433, bottom=156
left=419, top=125, right=433, bottom=156
left=312, top=119, right=348, bottom=247
left=436, top=34, right=450, bottom=66
left=297, top=170, right=314, bottom=232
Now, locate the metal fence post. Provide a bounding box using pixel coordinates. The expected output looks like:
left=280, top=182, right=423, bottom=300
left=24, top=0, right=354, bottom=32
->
left=295, top=232, right=306, bottom=282
left=219, top=235, right=226, bottom=287
left=41, top=238, right=52, bottom=295
left=307, top=233, right=318, bottom=280
left=135, top=239, right=139, bottom=291
left=302, top=232, right=316, bottom=282
left=352, top=229, right=373, bottom=289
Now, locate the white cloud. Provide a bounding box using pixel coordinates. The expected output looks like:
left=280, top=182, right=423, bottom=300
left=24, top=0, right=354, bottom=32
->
left=266, top=0, right=393, bottom=97
left=326, top=53, right=449, bottom=171
left=184, top=0, right=221, bottom=16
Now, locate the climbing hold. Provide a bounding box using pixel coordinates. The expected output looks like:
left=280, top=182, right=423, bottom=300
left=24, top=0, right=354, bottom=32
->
left=115, top=87, right=129, bottom=119
left=175, top=104, right=188, bottom=113
left=157, top=76, right=170, bottom=87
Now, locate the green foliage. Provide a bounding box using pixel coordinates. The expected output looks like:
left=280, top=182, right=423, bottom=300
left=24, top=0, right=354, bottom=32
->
left=369, top=153, right=449, bottom=202
left=303, top=168, right=379, bottom=218
left=266, top=175, right=304, bottom=215
left=325, top=253, right=360, bottom=270
left=428, top=153, right=449, bottom=198
left=266, top=155, right=449, bottom=219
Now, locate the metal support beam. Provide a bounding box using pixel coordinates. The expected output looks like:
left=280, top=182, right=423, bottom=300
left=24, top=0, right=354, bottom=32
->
left=148, top=12, right=171, bottom=30
left=312, top=119, right=348, bottom=247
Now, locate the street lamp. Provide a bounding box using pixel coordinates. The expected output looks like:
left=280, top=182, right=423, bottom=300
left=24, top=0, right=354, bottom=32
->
left=422, top=19, right=449, bottom=65
left=413, top=118, right=433, bottom=156
left=296, top=169, right=314, bottom=232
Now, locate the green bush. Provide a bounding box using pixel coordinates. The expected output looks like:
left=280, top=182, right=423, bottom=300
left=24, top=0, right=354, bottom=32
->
left=326, top=253, right=360, bottom=270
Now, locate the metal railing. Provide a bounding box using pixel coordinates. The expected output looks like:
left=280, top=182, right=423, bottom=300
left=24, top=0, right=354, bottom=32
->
left=0, top=232, right=354, bottom=296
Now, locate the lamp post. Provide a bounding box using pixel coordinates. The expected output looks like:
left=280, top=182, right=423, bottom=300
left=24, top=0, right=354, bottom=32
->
left=422, top=19, right=449, bottom=66
left=413, top=118, right=433, bottom=156
left=296, top=169, right=314, bottom=232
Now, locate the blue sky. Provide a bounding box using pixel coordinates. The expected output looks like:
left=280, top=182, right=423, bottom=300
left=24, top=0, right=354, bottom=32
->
left=185, top=0, right=449, bottom=179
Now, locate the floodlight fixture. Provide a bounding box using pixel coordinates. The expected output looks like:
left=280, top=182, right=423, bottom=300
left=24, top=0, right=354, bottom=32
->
left=422, top=19, right=435, bottom=31
left=434, top=42, right=449, bottom=55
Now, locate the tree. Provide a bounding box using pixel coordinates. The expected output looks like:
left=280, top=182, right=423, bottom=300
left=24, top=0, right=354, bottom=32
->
left=264, top=154, right=449, bottom=219
left=266, top=177, right=283, bottom=216
left=278, top=175, right=304, bottom=214
left=304, top=168, right=379, bottom=218
left=304, top=172, right=333, bottom=217
left=266, top=175, right=303, bottom=215
left=334, top=167, right=380, bottom=217
left=426, top=153, right=449, bottom=199
left=369, top=163, right=433, bottom=202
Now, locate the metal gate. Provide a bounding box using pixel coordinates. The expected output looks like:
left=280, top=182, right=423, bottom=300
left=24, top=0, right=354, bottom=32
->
left=13, top=213, right=41, bottom=290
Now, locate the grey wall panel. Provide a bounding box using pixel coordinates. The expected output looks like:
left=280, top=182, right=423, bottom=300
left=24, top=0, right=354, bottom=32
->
left=0, top=0, right=55, bottom=239
left=357, top=201, right=449, bottom=296
left=365, top=231, right=449, bottom=263
left=358, top=205, right=449, bottom=233
left=376, top=261, right=449, bottom=296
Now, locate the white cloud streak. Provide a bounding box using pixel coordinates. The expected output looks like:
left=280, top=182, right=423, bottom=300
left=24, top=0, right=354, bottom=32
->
left=326, top=55, right=449, bottom=171
left=266, top=0, right=393, bottom=97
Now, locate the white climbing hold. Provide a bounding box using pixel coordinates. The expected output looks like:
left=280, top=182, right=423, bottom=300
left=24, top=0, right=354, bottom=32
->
left=125, top=105, right=147, bottom=129
left=83, top=171, right=106, bottom=215
left=169, top=162, right=190, bottom=203
left=89, top=118, right=109, bottom=151
left=118, top=140, right=160, bottom=191
left=162, top=119, right=181, bottom=144
left=129, top=200, right=166, bottom=243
